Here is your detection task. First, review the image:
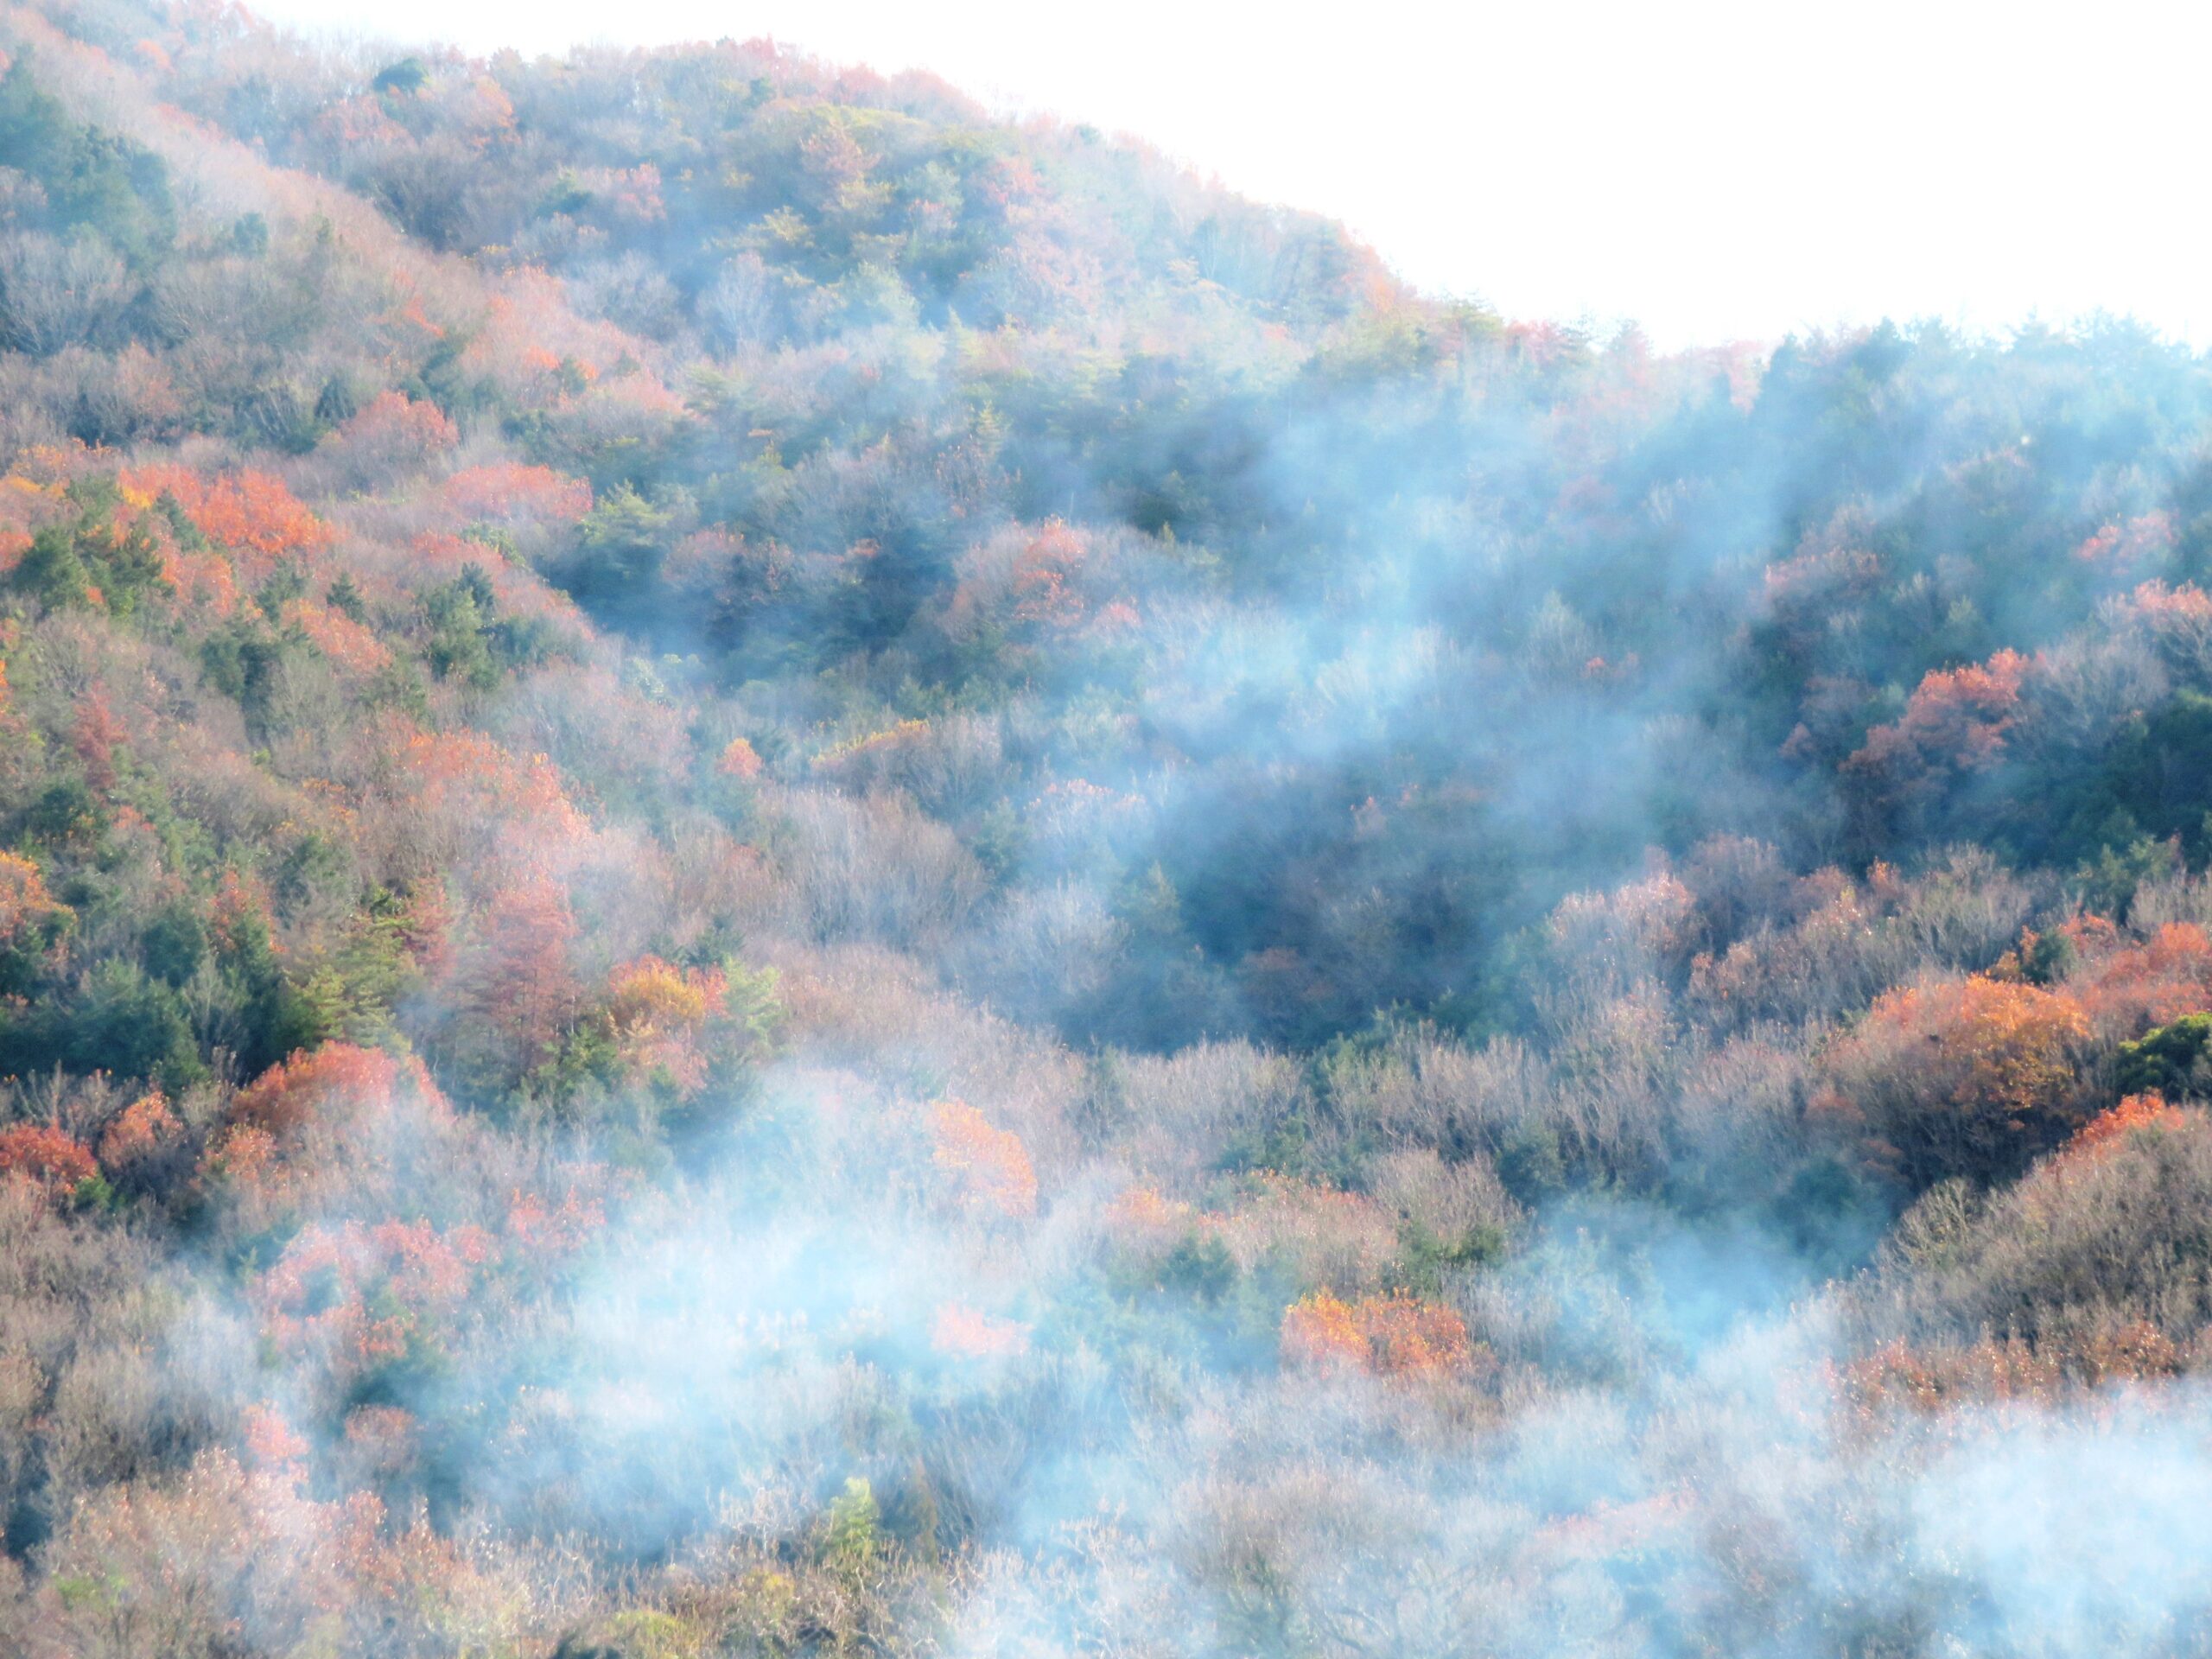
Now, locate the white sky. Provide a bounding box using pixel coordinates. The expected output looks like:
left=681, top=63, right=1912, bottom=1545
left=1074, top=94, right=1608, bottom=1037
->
left=246, top=0, right=2212, bottom=351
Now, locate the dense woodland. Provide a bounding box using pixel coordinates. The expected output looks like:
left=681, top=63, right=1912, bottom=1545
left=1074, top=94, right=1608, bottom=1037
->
left=4, top=2, right=2212, bottom=1653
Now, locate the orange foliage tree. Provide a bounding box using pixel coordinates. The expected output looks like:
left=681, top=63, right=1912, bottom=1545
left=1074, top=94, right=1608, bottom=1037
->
left=1837, top=1321, right=2183, bottom=1422
left=97, top=1090, right=188, bottom=1195
left=715, top=735, right=764, bottom=780
left=226, top=1043, right=413, bottom=1143
left=2063, top=921, right=2212, bottom=1039
left=929, top=1098, right=1038, bottom=1219
left=600, top=954, right=729, bottom=1096
left=0, top=849, right=71, bottom=986
left=1281, top=1289, right=1476, bottom=1378
left=0, top=1122, right=99, bottom=1198
left=1823, top=974, right=2091, bottom=1188
left=207, top=1044, right=453, bottom=1230
left=2057, top=1092, right=2190, bottom=1168
left=118, top=465, right=331, bottom=579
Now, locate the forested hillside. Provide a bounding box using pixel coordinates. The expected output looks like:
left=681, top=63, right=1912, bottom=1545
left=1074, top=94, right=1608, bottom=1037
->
left=5, top=3, right=2212, bottom=1654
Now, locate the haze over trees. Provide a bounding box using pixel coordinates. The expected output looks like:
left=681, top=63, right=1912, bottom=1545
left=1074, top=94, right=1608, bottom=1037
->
left=4, top=3, right=2212, bottom=1654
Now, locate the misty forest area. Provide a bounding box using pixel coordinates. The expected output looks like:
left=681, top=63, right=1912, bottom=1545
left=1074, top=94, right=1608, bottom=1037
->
left=6, top=3, right=2212, bottom=1654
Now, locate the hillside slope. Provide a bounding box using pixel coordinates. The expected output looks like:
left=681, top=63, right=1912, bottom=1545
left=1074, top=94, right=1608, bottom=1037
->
left=4, top=3, right=2212, bottom=1654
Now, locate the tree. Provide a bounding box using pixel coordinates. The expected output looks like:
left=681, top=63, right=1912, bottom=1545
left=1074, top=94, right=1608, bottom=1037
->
left=0, top=853, right=72, bottom=995
left=929, top=1098, right=1037, bottom=1218
left=371, top=57, right=431, bottom=97
left=324, top=391, right=458, bottom=487
left=1280, top=1289, right=1476, bottom=1377
left=1842, top=650, right=2031, bottom=841
left=227, top=1043, right=409, bottom=1143
left=1823, top=974, right=2092, bottom=1189
left=561, top=484, right=675, bottom=627
left=2118, top=1014, right=2212, bottom=1099
left=0, top=59, right=175, bottom=266
left=438, top=882, right=582, bottom=1098
left=0, top=1123, right=98, bottom=1200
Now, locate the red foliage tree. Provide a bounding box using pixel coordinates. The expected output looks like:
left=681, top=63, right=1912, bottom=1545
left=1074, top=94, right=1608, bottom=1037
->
left=254, top=1218, right=493, bottom=1382
left=1848, top=649, right=2031, bottom=782
left=327, top=390, right=459, bottom=485
left=118, top=465, right=331, bottom=579
left=2066, top=921, right=2212, bottom=1039
left=441, top=882, right=582, bottom=1087
left=2073, top=512, right=2176, bottom=573
left=1010, top=518, right=1090, bottom=631
left=1841, top=650, right=2033, bottom=837
left=72, top=690, right=120, bottom=795
left=0, top=1123, right=99, bottom=1198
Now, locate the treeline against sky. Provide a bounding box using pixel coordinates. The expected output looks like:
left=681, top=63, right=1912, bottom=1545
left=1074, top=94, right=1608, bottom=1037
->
left=6, top=2, right=2212, bottom=1654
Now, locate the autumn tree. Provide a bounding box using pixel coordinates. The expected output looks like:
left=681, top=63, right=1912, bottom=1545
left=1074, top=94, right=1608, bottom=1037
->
left=1823, top=974, right=2092, bottom=1189
left=1842, top=650, right=2031, bottom=842
left=0, top=851, right=72, bottom=993
left=929, top=1097, right=1037, bottom=1219
left=0, top=1122, right=99, bottom=1201
left=1280, top=1289, right=1478, bottom=1378
left=435, top=881, right=582, bottom=1098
